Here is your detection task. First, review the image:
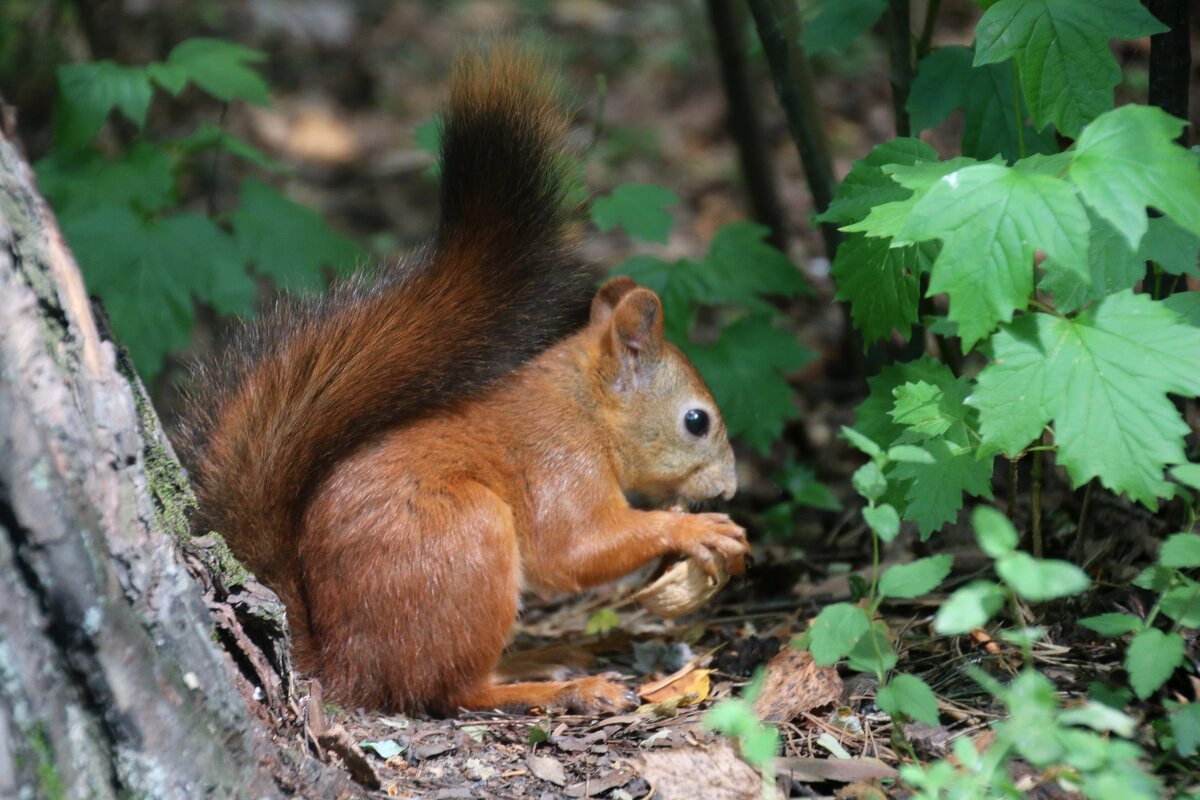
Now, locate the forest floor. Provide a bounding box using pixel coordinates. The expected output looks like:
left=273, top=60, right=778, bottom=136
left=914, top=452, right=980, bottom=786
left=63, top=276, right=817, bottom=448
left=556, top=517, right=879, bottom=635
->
left=9, top=0, right=1199, bottom=797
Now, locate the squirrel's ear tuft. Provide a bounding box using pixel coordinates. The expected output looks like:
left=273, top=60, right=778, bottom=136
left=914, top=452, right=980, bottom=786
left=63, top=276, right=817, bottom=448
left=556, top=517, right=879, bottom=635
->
left=590, top=276, right=639, bottom=325
left=611, top=288, right=664, bottom=355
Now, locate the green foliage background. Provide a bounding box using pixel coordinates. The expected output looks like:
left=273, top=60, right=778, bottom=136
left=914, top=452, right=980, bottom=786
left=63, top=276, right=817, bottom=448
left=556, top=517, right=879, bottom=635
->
left=37, top=37, right=359, bottom=381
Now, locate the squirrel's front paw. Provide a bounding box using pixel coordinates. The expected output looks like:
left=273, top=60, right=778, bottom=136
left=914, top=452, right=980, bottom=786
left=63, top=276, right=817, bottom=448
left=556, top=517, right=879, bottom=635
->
left=554, top=676, right=638, bottom=715
left=671, top=513, right=749, bottom=577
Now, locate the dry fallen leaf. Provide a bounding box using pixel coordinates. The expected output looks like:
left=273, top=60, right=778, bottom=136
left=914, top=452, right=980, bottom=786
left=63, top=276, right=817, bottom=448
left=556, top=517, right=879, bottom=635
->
left=638, top=667, right=713, bottom=705
left=527, top=754, right=567, bottom=786
left=776, top=756, right=898, bottom=783
left=639, top=741, right=772, bottom=800
left=753, top=647, right=843, bottom=722
left=564, top=768, right=635, bottom=798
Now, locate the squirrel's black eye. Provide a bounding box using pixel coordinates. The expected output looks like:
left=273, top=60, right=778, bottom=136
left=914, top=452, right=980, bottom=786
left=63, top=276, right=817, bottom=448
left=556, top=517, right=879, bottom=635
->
left=683, top=408, right=710, bottom=437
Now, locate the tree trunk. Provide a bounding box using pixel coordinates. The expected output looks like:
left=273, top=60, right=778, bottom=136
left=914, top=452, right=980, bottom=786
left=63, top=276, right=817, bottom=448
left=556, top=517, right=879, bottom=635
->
left=0, top=118, right=358, bottom=797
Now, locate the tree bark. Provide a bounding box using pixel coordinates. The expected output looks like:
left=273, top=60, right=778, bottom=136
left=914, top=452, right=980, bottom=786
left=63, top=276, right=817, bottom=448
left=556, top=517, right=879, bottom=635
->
left=0, top=119, right=358, bottom=797
left=705, top=0, right=789, bottom=251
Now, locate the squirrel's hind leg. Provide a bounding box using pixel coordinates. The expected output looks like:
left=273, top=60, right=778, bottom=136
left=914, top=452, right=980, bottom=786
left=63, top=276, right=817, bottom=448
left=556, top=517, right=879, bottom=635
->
left=427, top=484, right=636, bottom=715
left=301, top=472, right=522, bottom=713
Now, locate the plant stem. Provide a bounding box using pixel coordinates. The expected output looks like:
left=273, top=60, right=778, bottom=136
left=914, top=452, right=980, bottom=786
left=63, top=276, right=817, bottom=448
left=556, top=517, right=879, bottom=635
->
left=1007, top=590, right=1034, bottom=668
left=916, top=0, right=942, bottom=60
left=1007, top=458, right=1018, bottom=521
left=870, top=517, right=881, bottom=602
left=705, top=0, right=789, bottom=251
left=1011, top=60, right=1026, bottom=159
left=1144, top=585, right=1169, bottom=630
left=746, top=0, right=841, bottom=260
left=1030, top=447, right=1043, bottom=559
left=884, top=0, right=913, bottom=137
left=1073, top=480, right=1093, bottom=555
left=1029, top=299, right=1065, bottom=318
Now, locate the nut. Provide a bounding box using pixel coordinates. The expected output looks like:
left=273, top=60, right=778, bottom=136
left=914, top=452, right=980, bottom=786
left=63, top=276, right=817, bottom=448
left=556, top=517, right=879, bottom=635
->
left=633, top=555, right=733, bottom=618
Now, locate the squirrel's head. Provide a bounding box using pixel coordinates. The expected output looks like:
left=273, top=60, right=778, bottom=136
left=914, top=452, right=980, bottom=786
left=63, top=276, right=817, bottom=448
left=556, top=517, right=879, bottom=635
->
left=589, top=277, right=737, bottom=505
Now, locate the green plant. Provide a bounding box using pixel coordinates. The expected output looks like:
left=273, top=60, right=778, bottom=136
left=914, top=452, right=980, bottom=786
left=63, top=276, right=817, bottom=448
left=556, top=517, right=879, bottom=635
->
left=795, top=1, right=1200, bottom=784
left=901, top=670, right=1160, bottom=799
left=37, top=37, right=359, bottom=381
left=892, top=507, right=1166, bottom=799
left=1079, top=531, right=1200, bottom=727
left=821, top=0, right=1200, bottom=528
left=797, top=427, right=951, bottom=728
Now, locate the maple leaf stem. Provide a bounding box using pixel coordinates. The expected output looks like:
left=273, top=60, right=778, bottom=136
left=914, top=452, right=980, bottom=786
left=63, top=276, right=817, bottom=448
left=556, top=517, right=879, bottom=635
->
left=1028, top=299, right=1063, bottom=317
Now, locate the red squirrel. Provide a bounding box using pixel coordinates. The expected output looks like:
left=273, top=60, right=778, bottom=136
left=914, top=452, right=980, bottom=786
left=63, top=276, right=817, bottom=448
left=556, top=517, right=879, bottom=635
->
left=179, top=47, right=749, bottom=715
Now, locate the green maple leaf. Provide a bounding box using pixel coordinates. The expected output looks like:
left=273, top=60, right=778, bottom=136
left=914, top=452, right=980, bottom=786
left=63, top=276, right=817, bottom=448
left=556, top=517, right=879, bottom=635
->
left=798, top=0, right=887, bottom=55
left=231, top=177, right=359, bottom=292
left=974, top=0, right=1167, bottom=137
left=1165, top=292, right=1200, bottom=326
left=821, top=138, right=939, bottom=226
left=1043, top=215, right=1200, bottom=313
left=971, top=292, right=1200, bottom=506
left=908, top=45, right=1057, bottom=161
left=1069, top=104, right=1200, bottom=251
left=831, top=235, right=934, bottom=346
left=65, top=208, right=242, bottom=379
left=698, top=221, right=809, bottom=303
left=890, top=378, right=972, bottom=441
left=36, top=142, right=176, bottom=218
left=823, top=141, right=944, bottom=346
left=1040, top=211, right=1144, bottom=313
left=863, top=364, right=992, bottom=534
left=685, top=315, right=811, bottom=453
left=844, top=157, right=984, bottom=241
left=591, top=183, right=678, bottom=244
left=1141, top=216, right=1200, bottom=277
left=899, top=163, right=1089, bottom=349
left=854, top=356, right=957, bottom=446
left=892, top=436, right=994, bottom=535
left=55, top=61, right=154, bottom=150
left=147, top=38, right=270, bottom=104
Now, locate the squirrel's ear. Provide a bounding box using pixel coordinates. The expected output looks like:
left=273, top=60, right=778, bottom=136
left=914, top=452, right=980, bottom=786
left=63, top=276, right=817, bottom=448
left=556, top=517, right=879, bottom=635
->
left=590, top=276, right=639, bottom=325
left=610, top=288, right=664, bottom=356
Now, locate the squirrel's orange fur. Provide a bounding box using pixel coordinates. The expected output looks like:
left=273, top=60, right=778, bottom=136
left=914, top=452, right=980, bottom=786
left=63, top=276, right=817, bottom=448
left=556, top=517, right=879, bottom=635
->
left=179, top=47, right=748, bottom=715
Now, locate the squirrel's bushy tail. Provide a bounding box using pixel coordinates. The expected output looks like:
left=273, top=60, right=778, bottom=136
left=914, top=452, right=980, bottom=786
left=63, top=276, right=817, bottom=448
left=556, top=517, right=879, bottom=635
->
left=177, top=46, right=592, bottom=633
